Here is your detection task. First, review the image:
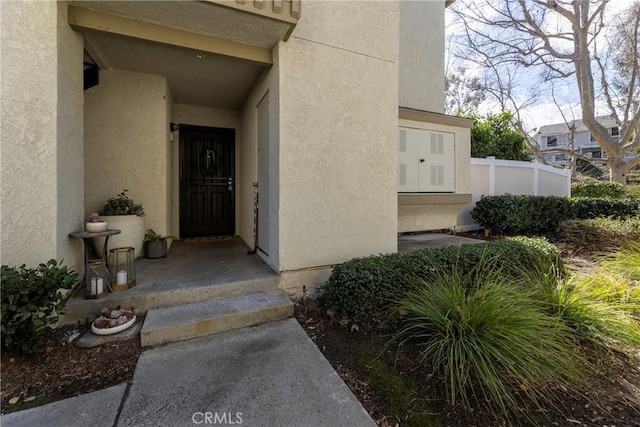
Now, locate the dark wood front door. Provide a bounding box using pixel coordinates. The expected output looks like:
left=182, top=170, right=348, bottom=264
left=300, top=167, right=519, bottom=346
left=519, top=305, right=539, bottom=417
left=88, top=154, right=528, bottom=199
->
left=180, top=126, right=235, bottom=237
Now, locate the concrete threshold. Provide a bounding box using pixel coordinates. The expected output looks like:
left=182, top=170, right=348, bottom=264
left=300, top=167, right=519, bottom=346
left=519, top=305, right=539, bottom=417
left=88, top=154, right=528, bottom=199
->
left=140, top=289, right=294, bottom=347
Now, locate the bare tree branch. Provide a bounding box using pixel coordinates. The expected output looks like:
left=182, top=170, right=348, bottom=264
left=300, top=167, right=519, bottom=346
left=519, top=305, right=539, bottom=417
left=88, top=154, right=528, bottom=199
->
left=450, top=0, right=640, bottom=183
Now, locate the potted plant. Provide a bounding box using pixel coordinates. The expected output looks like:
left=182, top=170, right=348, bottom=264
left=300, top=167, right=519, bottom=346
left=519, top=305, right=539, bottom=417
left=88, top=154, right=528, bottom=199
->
left=91, top=307, right=137, bottom=336
left=94, top=190, right=145, bottom=258
left=143, top=229, right=178, bottom=259
left=85, top=212, right=107, bottom=233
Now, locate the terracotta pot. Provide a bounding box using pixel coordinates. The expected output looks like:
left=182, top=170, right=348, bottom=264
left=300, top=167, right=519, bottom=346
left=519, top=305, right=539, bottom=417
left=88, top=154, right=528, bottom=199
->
left=93, top=215, right=145, bottom=258
left=86, top=221, right=108, bottom=233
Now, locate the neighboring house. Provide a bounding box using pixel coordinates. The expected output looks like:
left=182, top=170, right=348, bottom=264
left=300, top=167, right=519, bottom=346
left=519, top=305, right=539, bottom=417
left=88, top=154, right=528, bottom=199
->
left=535, top=115, right=620, bottom=165
left=1, top=0, right=471, bottom=293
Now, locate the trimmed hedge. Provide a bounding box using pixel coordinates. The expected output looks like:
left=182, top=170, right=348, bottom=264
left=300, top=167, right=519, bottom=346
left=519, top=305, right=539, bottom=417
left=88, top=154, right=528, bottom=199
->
left=571, top=197, right=639, bottom=219
left=471, top=195, right=640, bottom=234
left=470, top=195, right=571, bottom=234
left=324, top=237, right=562, bottom=323
left=571, top=181, right=624, bottom=199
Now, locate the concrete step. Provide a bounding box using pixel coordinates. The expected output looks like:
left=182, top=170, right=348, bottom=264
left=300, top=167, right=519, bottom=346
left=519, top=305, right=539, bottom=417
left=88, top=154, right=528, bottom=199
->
left=140, top=289, right=294, bottom=347
left=61, top=274, right=280, bottom=326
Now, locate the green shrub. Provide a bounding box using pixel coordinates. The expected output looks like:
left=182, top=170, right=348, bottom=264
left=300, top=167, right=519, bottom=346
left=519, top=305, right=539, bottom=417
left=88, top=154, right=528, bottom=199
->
left=1, top=260, right=78, bottom=353
left=471, top=195, right=639, bottom=234
left=390, top=261, right=586, bottom=421
left=324, top=237, right=562, bottom=323
left=572, top=181, right=624, bottom=199
left=570, top=197, right=639, bottom=219
left=471, top=195, right=572, bottom=234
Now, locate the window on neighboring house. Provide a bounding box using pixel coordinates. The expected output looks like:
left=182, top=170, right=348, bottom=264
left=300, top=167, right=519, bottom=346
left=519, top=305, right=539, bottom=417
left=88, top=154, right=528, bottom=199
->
left=546, top=135, right=566, bottom=148
left=611, top=127, right=620, bottom=136
left=556, top=134, right=567, bottom=145
left=592, top=150, right=602, bottom=159
left=590, top=133, right=597, bottom=143
left=554, top=154, right=567, bottom=162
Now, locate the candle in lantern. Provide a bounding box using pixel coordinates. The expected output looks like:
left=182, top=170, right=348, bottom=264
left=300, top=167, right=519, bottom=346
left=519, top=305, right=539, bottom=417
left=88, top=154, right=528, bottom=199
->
left=117, top=270, right=128, bottom=285
left=91, top=277, right=104, bottom=295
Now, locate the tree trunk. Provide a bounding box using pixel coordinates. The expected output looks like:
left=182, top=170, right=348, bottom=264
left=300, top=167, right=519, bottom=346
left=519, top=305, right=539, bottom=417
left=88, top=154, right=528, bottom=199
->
left=608, top=154, right=627, bottom=184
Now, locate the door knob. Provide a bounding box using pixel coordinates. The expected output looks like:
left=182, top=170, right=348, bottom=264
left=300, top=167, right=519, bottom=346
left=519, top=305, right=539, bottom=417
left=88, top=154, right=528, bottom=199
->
left=419, top=158, right=425, bottom=163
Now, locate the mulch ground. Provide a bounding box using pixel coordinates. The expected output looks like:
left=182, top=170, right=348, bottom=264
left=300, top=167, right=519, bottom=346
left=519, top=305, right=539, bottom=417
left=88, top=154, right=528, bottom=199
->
left=294, top=298, right=640, bottom=427
left=1, top=323, right=141, bottom=414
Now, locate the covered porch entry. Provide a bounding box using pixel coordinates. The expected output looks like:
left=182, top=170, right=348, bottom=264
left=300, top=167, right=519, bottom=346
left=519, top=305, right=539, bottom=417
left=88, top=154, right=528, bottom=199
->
left=76, top=2, right=282, bottom=273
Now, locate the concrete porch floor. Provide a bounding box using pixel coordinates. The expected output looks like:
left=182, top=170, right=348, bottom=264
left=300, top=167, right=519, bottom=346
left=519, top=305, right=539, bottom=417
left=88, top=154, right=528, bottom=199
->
left=134, top=237, right=274, bottom=290
left=62, top=237, right=279, bottom=325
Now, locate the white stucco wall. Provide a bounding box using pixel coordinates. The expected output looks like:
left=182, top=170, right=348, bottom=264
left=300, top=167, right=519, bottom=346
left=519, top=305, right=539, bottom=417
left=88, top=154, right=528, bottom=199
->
left=84, top=69, right=170, bottom=237
left=276, top=0, right=399, bottom=271
left=56, top=2, right=84, bottom=269
left=399, top=0, right=445, bottom=113
left=1, top=1, right=83, bottom=269
left=171, top=103, right=242, bottom=238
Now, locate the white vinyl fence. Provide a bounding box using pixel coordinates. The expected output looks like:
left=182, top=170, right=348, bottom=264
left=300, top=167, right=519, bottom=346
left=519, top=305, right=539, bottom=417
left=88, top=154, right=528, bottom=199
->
left=457, top=157, right=572, bottom=231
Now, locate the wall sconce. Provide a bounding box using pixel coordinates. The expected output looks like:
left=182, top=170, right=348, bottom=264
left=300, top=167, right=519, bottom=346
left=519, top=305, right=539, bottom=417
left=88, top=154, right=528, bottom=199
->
left=170, top=122, right=179, bottom=132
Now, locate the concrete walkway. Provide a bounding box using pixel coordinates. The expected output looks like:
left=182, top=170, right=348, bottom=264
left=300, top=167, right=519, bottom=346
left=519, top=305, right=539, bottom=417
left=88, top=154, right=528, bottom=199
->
left=1, top=319, right=375, bottom=427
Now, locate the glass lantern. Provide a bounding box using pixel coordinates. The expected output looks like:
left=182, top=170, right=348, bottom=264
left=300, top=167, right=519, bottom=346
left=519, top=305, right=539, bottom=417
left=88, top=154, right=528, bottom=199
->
left=109, top=247, right=136, bottom=292
left=86, top=261, right=108, bottom=299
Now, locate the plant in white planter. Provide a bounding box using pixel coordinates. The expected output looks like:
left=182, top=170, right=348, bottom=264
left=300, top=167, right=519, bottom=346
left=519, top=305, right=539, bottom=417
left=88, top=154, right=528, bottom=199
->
left=143, top=229, right=178, bottom=259
left=85, top=212, right=108, bottom=233
left=91, top=307, right=137, bottom=336
left=94, top=190, right=145, bottom=258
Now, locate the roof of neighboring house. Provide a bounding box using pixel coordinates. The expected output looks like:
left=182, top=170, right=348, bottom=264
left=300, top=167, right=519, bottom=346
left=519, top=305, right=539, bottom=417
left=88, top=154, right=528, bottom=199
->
left=537, top=115, right=619, bottom=136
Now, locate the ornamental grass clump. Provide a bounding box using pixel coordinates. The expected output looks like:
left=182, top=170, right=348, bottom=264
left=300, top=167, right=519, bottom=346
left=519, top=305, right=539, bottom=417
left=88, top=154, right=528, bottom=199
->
left=605, top=242, right=640, bottom=282
left=515, top=253, right=640, bottom=356
left=390, top=260, right=587, bottom=422
left=324, top=236, right=562, bottom=324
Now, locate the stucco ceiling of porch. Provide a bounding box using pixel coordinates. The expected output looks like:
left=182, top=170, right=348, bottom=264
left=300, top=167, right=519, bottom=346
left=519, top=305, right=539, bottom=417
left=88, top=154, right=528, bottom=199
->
left=83, top=31, right=265, bottom=110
